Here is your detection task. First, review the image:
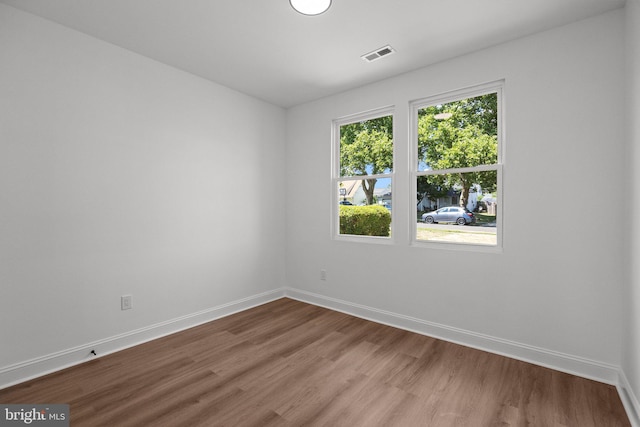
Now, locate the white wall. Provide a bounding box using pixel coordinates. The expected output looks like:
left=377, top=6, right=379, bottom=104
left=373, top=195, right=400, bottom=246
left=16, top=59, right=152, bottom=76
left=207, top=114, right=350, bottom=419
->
left=0, top=3, right=286, bottom=376
left=624, top=0, right=640, bottom=418
left=286, top=10, right=626, bottom=377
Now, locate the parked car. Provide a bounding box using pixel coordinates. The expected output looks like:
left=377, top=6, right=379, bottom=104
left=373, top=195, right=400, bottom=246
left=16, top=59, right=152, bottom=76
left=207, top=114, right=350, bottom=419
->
left=421, top=206, right=475, bottom=225
left=339, top=200, right=353, bottom=205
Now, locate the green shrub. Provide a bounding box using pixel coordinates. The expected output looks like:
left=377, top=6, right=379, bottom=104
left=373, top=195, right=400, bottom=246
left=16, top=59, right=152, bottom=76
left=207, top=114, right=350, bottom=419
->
left=339, top=205, right=391, bottom=236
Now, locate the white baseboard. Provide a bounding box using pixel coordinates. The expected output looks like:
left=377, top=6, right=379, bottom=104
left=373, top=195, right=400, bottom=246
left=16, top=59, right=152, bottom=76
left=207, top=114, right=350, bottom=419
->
left=618, top=371, right=640, bottom=427
left=0, top=288, right=286, bottom=390
left=284, top=288, right=621, bottom=385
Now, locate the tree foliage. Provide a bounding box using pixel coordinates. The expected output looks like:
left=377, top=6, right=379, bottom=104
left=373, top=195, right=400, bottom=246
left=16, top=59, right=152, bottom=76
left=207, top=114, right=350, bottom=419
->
left=417, top=93, right=498, bottom=208
left=416, top=175, right=449, bottom=203
left=340, top=116, right=393, bottom=205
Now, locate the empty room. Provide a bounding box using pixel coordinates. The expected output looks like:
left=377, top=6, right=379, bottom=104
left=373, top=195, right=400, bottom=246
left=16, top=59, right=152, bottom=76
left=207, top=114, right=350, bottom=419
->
left=1, top=0, right=640, bottom=425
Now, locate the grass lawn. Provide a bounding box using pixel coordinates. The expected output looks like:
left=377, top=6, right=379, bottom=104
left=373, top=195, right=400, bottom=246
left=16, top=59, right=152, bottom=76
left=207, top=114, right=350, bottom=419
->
left=473, top=212, right=497, bottom=226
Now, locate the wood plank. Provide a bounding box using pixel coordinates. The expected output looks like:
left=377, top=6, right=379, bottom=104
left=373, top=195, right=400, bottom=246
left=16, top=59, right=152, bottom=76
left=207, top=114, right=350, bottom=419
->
left=0, top=298, right=630, bottom=426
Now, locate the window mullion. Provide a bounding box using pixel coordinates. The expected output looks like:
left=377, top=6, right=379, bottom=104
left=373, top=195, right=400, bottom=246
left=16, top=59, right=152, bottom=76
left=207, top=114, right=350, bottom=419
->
left=417, top=164, right=498, bottom=176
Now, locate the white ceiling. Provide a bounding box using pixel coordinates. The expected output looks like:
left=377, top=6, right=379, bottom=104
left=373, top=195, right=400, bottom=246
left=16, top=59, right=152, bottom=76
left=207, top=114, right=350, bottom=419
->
left=1, top=0, right=626, bottom=107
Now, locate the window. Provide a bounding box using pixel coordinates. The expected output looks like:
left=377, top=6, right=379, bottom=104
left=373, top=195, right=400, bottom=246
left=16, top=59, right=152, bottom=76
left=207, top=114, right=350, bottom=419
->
left=332, top=107, right=394, bottom=239
left=331, top=82, right=503, bottom=249
left=412, top=82, right=503, bottom=247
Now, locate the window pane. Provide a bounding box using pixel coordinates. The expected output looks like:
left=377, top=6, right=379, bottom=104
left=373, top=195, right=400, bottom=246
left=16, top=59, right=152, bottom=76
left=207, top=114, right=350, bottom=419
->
left=418, top=93, right=497, bottom=171
left=338, top=178, right=392, bottom=237
left=416, top=171, right=497, bottom=245
left=340, top=115, right=393, bottom=177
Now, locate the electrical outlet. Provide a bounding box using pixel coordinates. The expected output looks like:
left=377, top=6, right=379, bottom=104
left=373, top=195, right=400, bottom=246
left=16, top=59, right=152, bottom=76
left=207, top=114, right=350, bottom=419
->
left=121, top=295, right=132, bottom=310
left=320, top=269, right=327, bottom=281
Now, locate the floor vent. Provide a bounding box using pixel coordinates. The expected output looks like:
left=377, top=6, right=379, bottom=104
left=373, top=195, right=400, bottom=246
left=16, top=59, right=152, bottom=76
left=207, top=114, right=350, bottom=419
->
left=361, top=45, right=396, bottom=62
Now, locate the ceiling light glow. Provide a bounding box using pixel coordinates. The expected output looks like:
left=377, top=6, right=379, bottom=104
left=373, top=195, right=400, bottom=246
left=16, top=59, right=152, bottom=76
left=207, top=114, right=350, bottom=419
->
left=290, top=0, right=331, bottom=16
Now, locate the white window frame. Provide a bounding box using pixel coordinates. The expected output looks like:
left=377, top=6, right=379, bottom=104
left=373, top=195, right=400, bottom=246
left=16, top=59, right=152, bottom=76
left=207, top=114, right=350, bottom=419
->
left=331, top=106, right=395, bottom=243
left=409, top=81, right=504, bottom=251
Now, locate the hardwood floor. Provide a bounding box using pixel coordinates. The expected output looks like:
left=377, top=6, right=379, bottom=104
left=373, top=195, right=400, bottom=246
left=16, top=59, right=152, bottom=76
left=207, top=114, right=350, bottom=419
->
left=0, top=298, right=630, bottom=426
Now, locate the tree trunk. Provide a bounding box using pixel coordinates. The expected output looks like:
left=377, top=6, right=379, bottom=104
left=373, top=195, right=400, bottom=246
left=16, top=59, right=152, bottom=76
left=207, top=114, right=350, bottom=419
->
left=460, top=186, right=470, bottom=210
left=459, top=174, right=470, bottom=210
left=362, top=178, right=377, bottom=205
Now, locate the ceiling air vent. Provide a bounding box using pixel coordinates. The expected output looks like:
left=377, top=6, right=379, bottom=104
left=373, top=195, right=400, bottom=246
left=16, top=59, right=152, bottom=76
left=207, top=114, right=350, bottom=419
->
left=361, top=45, right=396, bottom=63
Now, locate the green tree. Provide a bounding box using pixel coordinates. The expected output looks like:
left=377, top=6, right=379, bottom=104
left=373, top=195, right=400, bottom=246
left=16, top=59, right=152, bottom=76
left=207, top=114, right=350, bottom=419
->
left=340, top=116, right=393, bottom=205
left=417, top=93, right=498, bottom=209
left=416, top=175, right=449, bottom=207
